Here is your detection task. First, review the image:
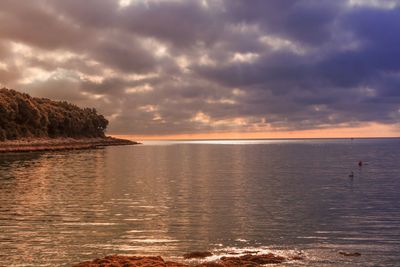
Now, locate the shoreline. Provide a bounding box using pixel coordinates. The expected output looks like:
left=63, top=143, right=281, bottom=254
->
left=0, top=137, right=140, bottom=153
left=72, top=249, right=363, bottom=267
left=73, top=253, right=291, bottom=267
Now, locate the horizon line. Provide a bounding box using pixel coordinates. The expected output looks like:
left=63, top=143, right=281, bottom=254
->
left=111, top=135, right=400, bottom=141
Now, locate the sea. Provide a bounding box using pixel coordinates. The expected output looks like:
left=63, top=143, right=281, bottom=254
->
left=0, top=138, right=399, bottom=266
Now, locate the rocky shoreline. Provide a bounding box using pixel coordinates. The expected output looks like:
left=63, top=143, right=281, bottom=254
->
left=71, top=249, right=363, bottom=266
left=73, top=253, right=291, bottom=267
left=0, top=136, right=139, bottom=153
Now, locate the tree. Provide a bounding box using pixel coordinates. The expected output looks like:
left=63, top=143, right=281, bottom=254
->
left=0, top=88, right=109, bottom=140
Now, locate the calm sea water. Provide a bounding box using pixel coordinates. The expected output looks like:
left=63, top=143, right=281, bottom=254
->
left=0, top=139, right=399, bottom=266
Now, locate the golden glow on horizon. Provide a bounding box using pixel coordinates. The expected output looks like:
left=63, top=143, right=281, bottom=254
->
left=111, top=122, right=399, bottom=140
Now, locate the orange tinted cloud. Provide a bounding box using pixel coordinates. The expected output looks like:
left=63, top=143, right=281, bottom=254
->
left=113, top=123, right=399, bottom=140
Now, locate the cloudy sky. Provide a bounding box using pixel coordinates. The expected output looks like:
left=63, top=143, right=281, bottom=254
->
left=1, top=0, right=399, bottom=138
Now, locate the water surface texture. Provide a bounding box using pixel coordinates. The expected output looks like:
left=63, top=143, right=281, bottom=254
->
left=0, top=139, right=399, bottom=266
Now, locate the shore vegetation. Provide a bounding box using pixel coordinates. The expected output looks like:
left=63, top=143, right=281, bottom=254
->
left=0, top=88, right=108, bottom=141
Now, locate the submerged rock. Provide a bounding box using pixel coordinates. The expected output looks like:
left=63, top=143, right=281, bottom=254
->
left=242, top=251, right=260, bottom=255
left=220, top=253, right=285, bottom=265
left=291, top=255, right=304, bottom=260
left=183, top=251, right=213, bottom=259
left=339, top=252, right=361, bottom=257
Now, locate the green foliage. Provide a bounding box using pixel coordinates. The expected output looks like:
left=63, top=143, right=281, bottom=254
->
left=0, top=88, right=108, bottom=140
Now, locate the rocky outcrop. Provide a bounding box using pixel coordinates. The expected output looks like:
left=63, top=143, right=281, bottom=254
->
left=208, top=253, right=285, bottom=266
left=183, top=252, right=213, bottom=259
left=73, top=255, right=188, bottom=267
left=73, top=253, right=288, bottom=267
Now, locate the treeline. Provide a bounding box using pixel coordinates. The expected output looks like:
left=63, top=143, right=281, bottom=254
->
left=0, top=88, right=108, bottom=141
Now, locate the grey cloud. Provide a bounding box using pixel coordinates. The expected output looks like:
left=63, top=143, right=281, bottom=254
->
left=92, top=37, right=157, bottom=73
left=225, top=0, right=346, bottom=45
left=51, top=0, right=118, bottom=28
left=0, top=0, right=88, bottom=50
left=0, top=66, right=21, bottom=85
left=119, top=1, right=223, bottom=48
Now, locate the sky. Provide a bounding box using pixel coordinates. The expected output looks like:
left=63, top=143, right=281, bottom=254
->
left=0, top=0, right=399, bottom=139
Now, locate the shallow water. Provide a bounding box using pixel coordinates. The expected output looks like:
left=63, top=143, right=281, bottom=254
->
left=0, top=138, right=399, bottom=266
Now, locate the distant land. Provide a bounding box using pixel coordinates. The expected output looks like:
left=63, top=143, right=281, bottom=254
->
left=0, top=88, right=138, bottom=152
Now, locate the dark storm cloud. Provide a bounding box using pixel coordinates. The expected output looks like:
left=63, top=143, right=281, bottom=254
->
left=51, top=0, right=118, bottom=28
left=344, top=6, right=400, bottom=71
left=93, top=37, right=157, bottom=73
left=0, top=0, right=399, bottom=135
left=119, top=1, right=223, bottom=48
left=225, top=0, right=347, bottom=45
